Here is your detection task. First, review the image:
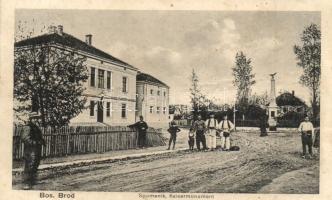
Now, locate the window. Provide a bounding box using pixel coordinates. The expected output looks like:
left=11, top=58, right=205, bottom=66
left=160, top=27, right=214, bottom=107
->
left=90, top=101, right=95, bottom=116
left=90, top=67, right=95, bottom=87
left=106, top=102, right=111, bottom=117
left=157, top=107, right=160, bottom=114
left=150, top=106, right=153, bottom=113
left=271, top=111, right=275, bottom=117
left=107, top=71, right=111, bottom=89
left=164, top=91, right=166, bottom=97
left=157, top=90, right=160, bottom=96
left=121, top=104, right=126, bottom=118
left=98, top=69, right=104, bottom=88
left=122, top=77, right=127, bottom=93
left=163, top=107, right=166, bottom=114
left=150, top=89, right=153, bottom=95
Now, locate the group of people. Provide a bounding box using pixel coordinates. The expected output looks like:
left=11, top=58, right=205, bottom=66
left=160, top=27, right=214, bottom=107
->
left=19, top=112, right=318, bottom=190
left=167, top=113, right=235, bottom=151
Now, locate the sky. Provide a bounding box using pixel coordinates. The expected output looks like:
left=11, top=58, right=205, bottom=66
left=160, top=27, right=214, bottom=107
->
left=15, top=10, right=320, bottom=105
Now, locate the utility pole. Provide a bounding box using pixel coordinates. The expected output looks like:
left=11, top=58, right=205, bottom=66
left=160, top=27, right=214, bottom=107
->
left=233, top=96, right=237, bottom=131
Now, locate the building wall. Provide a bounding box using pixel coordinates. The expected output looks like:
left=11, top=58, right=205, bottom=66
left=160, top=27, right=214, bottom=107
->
left=136, top=81, right=169, bottom=128
left=70, top=57, right=137, bottom=125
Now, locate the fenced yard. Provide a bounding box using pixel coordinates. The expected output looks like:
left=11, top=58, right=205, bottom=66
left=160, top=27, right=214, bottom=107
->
left=13, top=126, right=167, bottom=160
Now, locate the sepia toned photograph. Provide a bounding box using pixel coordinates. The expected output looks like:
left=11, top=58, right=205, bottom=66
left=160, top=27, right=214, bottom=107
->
left=9, top=8, right=321, bottom=195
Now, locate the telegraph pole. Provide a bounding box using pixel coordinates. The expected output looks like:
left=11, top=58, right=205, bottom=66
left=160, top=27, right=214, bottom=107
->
left=233, top=96, right=237, bottom=131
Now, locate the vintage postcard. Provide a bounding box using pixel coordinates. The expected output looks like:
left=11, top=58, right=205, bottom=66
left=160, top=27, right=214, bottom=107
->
left=1, top=0, right=332, bottom=200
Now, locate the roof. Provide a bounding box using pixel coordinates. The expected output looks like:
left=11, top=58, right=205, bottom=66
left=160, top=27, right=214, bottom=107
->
left=276, top=92, right=307, bottom=107
left=137, top=73, right=169, bottom=88
left=15, top=33, right=138, bottom=71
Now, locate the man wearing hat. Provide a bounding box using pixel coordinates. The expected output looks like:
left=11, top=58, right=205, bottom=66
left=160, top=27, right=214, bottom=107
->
left=205, top=113, right=218, bottom=151
left=21, top=112, right=45, bottom=190
left=128, top=115, right=149, bottom=149
left=192, top=115, right=208, bottom=151
left=218, top=115, right=235, bottom=151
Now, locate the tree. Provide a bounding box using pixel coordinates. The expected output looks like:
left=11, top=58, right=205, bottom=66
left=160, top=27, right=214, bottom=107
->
left=14, top=42, right=89, bottom=128
left=189, top=69, right=209, bottom=121
left=249, top=91, right=269, bottom=107
left=232, top=51, right=256, bottom=116
left=294, top=23, right=321, bottom=120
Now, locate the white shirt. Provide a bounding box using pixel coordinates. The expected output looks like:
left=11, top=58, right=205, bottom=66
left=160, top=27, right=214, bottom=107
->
left=205, top=118, right=218, bottom=128
left=218, top=120, right=235, bottom=131
left=298, top=121, right=314, bottom=135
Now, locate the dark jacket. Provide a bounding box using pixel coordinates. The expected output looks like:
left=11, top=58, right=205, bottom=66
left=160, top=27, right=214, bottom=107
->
left=129, top=121, right=148, bottom=134
left=21, top=122, right=45, bottom=157
left=168, top=126, right=181, bottom=135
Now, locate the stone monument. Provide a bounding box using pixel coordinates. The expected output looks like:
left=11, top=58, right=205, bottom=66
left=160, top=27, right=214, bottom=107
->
left=268, top=73, right=278, bottom=131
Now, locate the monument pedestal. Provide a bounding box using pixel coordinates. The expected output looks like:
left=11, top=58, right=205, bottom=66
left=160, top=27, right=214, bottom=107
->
left=268, top=105, right=278, bottom=131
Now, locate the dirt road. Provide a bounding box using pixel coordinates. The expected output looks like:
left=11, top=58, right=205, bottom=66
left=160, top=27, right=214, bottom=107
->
left=13, top=131, right=319, bottom=193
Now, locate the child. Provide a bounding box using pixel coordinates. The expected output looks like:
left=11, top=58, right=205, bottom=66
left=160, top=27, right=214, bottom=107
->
left=188, top=128, right=195, bottom=150
left=167, top=121, right=181, bottom=150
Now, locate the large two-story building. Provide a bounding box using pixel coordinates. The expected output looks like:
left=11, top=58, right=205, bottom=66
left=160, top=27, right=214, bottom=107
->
left=136, top=73, right=170, bottom=128
left=15, top=25, right=139, bottom=126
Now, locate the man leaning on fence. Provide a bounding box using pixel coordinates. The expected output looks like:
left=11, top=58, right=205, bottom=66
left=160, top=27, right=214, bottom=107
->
left=298, top=116, right=315, bottom=159
left=128, top=116, right=149, bottom=149
left=21, top=112, right=46, bottom=190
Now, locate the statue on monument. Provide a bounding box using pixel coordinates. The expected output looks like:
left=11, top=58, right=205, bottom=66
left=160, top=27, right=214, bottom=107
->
left=269, top=72, right=277, bottom=79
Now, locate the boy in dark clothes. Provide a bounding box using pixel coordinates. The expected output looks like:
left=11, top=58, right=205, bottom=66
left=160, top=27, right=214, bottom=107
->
left=188, top=128, right=195, bottom=150
left=167, top=121, right=181, bottom=150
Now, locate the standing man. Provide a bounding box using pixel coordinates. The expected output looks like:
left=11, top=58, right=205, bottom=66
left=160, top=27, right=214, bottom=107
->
left=192, top=115, right=207, bottom=151
left=129, top=116, right=149, bottom=149
left=21, top=112, right=45, bottom=190
left=205, top=113, right=218, bottom=151
left=167, top=120, right=181, bottom=150
left=218, top=115, right=235, bottom=151
left=298, top=116, right=315, bottom=158
left=259, top=114, right=268, bottom=137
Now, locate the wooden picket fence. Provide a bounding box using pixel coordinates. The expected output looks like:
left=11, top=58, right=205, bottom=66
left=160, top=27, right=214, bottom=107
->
left=13, top=125, right=167, bottom=160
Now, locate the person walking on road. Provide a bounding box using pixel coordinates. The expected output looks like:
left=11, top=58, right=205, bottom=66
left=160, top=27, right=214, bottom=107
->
left=298, top=116, right=315, bottom=159
left=167, top=120, right=181, bottom=150
left=218, top=115, right=234, bottom=151
left=129, top=116, right=149, bottom=149
left=192, top=115, right=207, bottom=151
left=21, top=112, right=45, bottom=190
left=205, top=113, right=218, bottom=151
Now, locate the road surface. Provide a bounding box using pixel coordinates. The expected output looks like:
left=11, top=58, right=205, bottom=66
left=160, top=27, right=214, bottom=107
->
left=13, top=130, right=319, bottom=193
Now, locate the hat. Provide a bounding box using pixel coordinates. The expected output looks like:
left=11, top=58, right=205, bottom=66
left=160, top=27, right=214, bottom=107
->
left=171, top=120, right=176, bottom=125
left=28, top=112, right=41, bottom=119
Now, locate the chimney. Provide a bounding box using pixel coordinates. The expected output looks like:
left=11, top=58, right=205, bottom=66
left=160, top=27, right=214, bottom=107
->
left=48, top=25, right=57, bottom=34
left=57, top=25, right=63, bottom=36
left=85, top=34, right=92, bottom=45
left=292, top=90, right=295, bottom=96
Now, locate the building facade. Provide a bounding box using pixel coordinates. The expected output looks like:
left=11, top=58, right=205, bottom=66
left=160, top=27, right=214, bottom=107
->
left=15, top=25, right=138, bottom=126
left=136, top=73, right=170, bottom=128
